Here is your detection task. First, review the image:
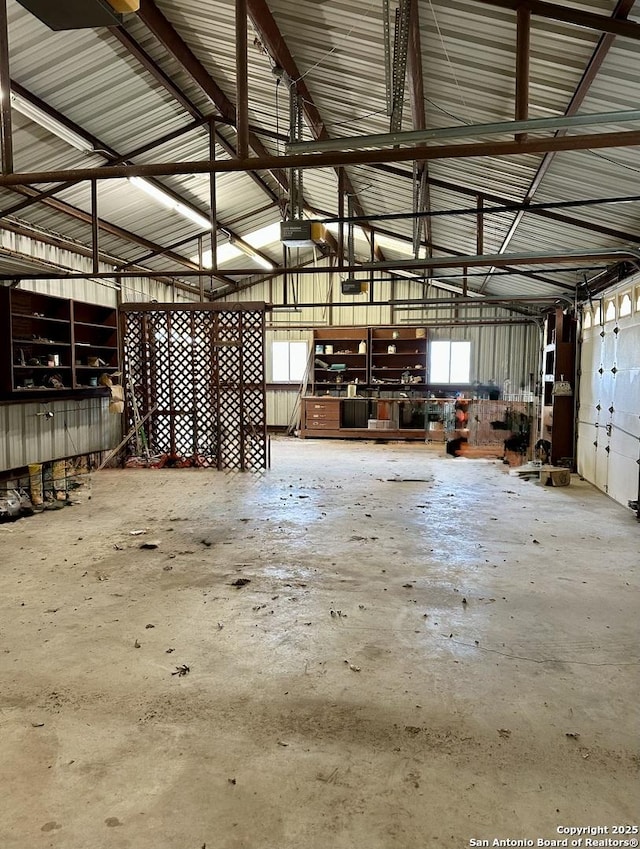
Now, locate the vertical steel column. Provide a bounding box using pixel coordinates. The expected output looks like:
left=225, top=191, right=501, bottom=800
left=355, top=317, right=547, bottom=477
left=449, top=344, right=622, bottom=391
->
left=337, top=168, right=345, bottom=265
left=209, top=117, right=217, bottom=298
left=235, top=0, right=249, bottom=159
left=515, top=5, right=531, bottom=141
left=369, top=230, right=375, bottom=303
left=198, top=235, right=205, bottom=302
left=282, top=243, right=288, bottom=305
left=0, top=0, right=13, bottom=175
left=238, top=311, right=246, bottom=470
left=476, top=194, right=484, bottom=255
left=91, top=179, right=99, bottom=274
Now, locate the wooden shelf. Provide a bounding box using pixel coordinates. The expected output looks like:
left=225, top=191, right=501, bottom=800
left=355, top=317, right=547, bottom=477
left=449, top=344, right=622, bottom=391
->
left=12, top=314, right=69, bottom=325
left=1, top=289, right=120, bottom=398
left=540, top=308, right=576, bottom=465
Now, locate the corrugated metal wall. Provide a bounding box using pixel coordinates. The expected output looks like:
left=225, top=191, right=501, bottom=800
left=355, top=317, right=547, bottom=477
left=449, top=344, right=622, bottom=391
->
left=0, top=396, right=121, bottom=471
left=221, top=264, right=541, bottom=426
left=1, top=232, right=197, bottom=472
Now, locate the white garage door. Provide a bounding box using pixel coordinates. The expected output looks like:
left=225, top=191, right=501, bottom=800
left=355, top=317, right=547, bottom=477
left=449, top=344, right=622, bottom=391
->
left=577, top=284, right=640, bottom=518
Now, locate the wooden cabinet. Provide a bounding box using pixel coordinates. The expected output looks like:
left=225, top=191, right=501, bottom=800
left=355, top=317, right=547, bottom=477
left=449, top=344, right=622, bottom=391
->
left=302, top=397, right=341, bottom=431
left=1, top=288, right=119, bottom=399
left=541, top=307, right=576, bottom=465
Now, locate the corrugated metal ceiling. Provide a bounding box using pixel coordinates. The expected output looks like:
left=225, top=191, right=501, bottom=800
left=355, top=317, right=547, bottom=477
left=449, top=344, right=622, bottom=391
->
left=1, top=0, right=639, bottom=304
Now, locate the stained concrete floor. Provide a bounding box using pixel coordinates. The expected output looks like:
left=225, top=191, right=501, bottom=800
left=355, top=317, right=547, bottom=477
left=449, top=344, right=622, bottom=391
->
left=0, top=437, right=638, bottom=849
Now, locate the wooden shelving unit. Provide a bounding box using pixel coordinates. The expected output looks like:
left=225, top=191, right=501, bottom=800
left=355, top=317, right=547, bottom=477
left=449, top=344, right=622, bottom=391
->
left=370, top=327, right=427, bottom=387
left=0, top=289, right=119, bottom=399
left=541, top=307, right=577, bottom=465
left=311, top=327, right=369, bottom=391
left=72, top=301, right=120, bottom=388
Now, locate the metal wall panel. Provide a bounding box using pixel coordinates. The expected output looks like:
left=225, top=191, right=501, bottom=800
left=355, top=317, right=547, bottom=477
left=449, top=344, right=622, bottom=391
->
left=266, top=388, right=300, bottom=429
left=0, top=396, right=121, bottom=472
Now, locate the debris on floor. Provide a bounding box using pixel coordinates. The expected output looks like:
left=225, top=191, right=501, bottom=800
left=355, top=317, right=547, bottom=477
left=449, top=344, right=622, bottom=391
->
left=231, top=578, right=251, bottom=587
left=171, top=665, right=190, bottom=677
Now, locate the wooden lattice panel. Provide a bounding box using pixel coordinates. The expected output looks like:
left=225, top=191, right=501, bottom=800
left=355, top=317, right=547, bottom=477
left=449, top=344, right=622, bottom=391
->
left=120, top=303, right=268, bottom=470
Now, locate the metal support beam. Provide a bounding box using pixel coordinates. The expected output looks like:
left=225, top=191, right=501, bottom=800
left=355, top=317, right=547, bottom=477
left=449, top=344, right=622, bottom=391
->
left=407, top=0, right=432, bottom=257
left=209, top=118, right=218, bottom=280
left=91, top=179, right=99, bottom=275
left=390, top=0, right=410, bottom=133
left=0, top=0, right=14, bottom=175
left=470, top=0, right=640, bottom=40
left=6, top=185, right=240, bottom=283
left=477, top=195, right=484, bottom=255
left=4, top=127, right=640, bottom=186
left=2, top=248, right=636, bottom=281
left=235, top=0, right=249, bottom=159
left=515, top=5, right=531, bottom=140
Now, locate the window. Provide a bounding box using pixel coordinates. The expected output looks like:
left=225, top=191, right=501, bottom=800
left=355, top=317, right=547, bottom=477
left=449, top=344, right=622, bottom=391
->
left=272, top=341, right=308, bottom=382
left=430, top=340, right=471, bottom=383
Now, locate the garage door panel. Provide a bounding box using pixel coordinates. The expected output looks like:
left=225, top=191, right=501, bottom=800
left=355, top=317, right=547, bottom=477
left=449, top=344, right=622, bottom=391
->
left=579, top=301, right=639, bottom=511
left=607, top=448, right=638, bottom=505
left=577, top=422, right=597, bottom=482
left=594, top=441, right=610, bottom=492
left=602, top=329, right=617, bottom=364
left=616, top=325, right=640, bottom=364
left=580, top=333, right=599, bottom=367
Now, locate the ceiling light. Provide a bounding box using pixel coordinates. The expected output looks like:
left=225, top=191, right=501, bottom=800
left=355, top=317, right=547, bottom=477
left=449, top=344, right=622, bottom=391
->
left=251, top=253, right=275, bottom=271
left=174, top=202, right=212, bottom=231
left=128, top=177, right=212, bottom=231
left=223, top=229, right=274, bottom=270
left=9, top=91, right=95, bottom=152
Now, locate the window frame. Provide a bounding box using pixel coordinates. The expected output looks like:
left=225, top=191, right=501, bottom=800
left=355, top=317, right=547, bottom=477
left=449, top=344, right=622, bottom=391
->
left=271, top=340, right=308, bottom=384
left=429, top=340, right=471, bottom=384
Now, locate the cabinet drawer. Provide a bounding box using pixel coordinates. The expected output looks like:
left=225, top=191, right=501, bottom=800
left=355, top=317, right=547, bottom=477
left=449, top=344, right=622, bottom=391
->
left=307, top=414, right=340, bottom=425
left=307, top=401, right=340, bottom=413
left=306, top=419, right=340, bottom=430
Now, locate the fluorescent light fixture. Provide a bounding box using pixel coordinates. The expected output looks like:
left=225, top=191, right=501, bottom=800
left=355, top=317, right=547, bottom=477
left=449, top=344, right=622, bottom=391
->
left=128, top=177, right=212, bottom=231
left=224, top=229, right=274, bottom=270
left=10, top=92, right=95, bottom=152
left=232, top=242, right=273, bottom=270
left=174, top=202, right=212, bottom=231
left=252, top=253, right=275, bottom=271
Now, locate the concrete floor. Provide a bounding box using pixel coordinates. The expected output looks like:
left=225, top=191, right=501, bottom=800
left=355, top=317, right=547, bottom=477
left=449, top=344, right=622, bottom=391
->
left=0, top=437, right=638, bottom=849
